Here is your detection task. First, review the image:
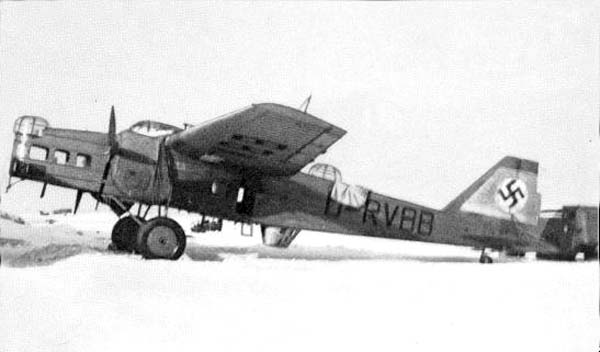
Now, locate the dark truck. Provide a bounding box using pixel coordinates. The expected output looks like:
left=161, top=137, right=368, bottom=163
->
left=537, top=206, right=598, bottom=260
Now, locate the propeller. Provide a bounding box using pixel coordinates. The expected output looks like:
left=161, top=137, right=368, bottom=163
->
left=96, top=106, right=118, bottom=208
left=93, top=106, right=164, bottom=210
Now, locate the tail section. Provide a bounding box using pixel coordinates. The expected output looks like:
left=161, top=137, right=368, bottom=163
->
left=443, top=156, right=541, bottom=225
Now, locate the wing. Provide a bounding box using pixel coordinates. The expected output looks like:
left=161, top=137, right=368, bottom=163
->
left=166, top=103, right=346, bottom=176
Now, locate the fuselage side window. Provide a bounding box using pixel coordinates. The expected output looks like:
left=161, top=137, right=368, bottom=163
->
left=54, top=150, right=69, bottom=165
left=29, top=145, right=49, bottom=161
left=76, top=154, right=91, bottom=168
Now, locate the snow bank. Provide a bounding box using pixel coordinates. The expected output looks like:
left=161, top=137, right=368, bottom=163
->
left=0, top=254, right=597, bottom=352
left=0, top=212, right=597, bottom=352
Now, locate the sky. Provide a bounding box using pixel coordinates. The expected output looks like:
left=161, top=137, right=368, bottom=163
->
left=0, top=1, right=598, bottom=214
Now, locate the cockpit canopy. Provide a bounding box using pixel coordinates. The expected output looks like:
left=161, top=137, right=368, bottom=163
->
left=308, top=163, right=342, bottom=182
left=14, top=116, right=49, bottom=137
left=130, top=120, right=182, bottom=137
left=308, top=163, right=368, bottom=208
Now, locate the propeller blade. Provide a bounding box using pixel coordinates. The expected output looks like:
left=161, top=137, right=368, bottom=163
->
left=96, top=149, right=115, bottom=210
left=97, top=106, right=118, bottom=205
left=98, top=153, right=114, bottom=193
left=108, top=106, right=116, bottom=148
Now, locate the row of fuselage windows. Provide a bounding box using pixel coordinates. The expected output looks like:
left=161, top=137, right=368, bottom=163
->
left=28, top=145, right=91, bottom=168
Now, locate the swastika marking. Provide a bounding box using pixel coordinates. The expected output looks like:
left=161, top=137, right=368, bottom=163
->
left=495, top=178, right=528, bottom=212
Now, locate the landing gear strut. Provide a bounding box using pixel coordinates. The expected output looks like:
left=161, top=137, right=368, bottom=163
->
left=479, top=248, right=493, bottom=264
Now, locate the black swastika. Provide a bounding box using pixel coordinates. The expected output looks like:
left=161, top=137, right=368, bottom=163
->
left=497, top=179, right=525, bottom=208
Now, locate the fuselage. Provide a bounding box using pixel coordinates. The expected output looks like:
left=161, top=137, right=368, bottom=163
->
left=9, top=116, right=552, bottom=253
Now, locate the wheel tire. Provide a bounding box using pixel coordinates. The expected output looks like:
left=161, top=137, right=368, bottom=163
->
left=479, top=255, right=493, bottom=264
left=111, top=216, right=143, bottom=252
left=136, top=217, right=186, bottom=260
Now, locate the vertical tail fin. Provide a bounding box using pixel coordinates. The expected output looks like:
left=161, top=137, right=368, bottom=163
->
left=443, top=156, right=541, bottom=225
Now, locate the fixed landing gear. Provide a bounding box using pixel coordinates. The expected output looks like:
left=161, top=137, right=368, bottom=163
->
left=109, top=215, right=186, bottom=260
left=110, top=216, right=144, bottom=252
left=479, top=248, right=493, bottom=264
left=136, top=217, right=186, bottom=260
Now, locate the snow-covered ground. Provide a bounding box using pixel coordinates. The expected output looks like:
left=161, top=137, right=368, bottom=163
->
left=0, top=211, right=597, bottom=352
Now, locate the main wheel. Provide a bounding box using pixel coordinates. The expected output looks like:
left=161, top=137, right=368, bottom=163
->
left=136, top=217, right=186, bottom=260
left=111, top=216, right=143, bottom=252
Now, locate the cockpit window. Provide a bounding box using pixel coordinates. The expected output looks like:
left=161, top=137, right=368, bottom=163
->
left=14, top=116, right=49, bottom=137
left=130, top=120, right=181, bottom=137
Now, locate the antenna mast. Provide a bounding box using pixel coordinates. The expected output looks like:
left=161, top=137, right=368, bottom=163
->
left=299, top=94, right=312, bottom=113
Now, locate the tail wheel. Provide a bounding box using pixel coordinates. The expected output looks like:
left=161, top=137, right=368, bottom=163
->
left=479, top=248, right=493, bottom=264
left=136, top=217, right=186, bottom=260
left=479, top=255, right=493, bottom=264
left=111, top=216, right=143, bottom=252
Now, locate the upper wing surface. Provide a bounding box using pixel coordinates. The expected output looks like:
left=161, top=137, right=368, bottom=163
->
left=166, top=103, right=346, bottom=176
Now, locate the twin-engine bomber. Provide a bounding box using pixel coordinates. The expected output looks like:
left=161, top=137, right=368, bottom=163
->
left=7, top=103, right=598, bottom=263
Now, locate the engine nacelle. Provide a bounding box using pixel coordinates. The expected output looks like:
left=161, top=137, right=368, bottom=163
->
left=261, top=226, right=301, bottom=248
